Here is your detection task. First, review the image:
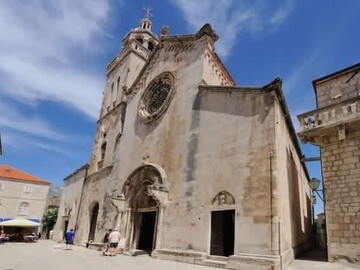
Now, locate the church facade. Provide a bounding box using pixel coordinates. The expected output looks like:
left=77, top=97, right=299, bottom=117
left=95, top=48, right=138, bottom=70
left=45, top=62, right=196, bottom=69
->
left=56, top=15, right=312, bottom=270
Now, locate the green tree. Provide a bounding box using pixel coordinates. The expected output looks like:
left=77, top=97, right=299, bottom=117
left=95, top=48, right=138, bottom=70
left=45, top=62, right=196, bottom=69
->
left=42, top=208, right=58, bottom=231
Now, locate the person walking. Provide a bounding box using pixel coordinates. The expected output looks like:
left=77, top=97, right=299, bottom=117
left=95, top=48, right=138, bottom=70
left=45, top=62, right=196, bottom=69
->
left=108, top=229, right=121, bottom=256
left=64, top=229, right=75, bottom=250
left=102, top=229, right=112, bottom=256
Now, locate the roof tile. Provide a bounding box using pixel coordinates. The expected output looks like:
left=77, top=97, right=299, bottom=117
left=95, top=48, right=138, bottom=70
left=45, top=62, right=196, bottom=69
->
left=0, top=165, right=50, bottom=185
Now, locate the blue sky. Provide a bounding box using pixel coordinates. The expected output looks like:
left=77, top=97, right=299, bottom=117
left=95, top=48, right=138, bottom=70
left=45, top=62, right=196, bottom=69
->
left=0, top=0, right=359, bottom=215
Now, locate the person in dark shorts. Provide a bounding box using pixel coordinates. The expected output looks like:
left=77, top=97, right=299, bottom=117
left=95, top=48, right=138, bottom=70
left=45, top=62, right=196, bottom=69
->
left=102, top=229, right=112, bottom=255
left=64, top=229, right=75, bottom=250
left=108, top=229, right=121, bottom=256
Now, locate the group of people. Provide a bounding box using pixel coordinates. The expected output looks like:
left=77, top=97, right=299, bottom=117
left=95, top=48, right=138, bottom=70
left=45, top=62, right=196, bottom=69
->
left=0, top=231, right=38, bottom=242
left=102, top=229, right=121, bottom=256
left=62, top=228, right=121, bottom=255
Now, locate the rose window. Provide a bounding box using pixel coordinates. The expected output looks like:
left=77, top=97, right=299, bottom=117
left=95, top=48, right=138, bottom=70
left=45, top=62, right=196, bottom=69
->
left=138, top=72, right=174, bottom=122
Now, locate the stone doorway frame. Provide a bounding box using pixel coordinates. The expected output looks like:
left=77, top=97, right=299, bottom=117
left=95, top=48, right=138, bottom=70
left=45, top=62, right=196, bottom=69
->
left=88, top=201, right=99, bottom=242
left=110, top=163, right=169, bottom=255
left=208, top=191, right=236, bottom=257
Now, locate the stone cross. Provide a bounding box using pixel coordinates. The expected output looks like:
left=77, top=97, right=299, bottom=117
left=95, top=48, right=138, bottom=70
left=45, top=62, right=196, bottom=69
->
left=143, top=6, right=153, bottom=19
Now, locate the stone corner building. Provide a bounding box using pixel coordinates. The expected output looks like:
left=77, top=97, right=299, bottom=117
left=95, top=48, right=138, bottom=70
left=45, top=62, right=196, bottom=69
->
left=0, top=165, right=50, bottom=230
left=298, top=63, right=360, bottom=263
left=55, top=16, right=313, bottom=270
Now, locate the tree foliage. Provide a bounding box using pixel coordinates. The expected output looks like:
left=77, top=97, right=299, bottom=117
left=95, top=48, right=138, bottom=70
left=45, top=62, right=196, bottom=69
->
left=42, top=208, right=58, bottom=230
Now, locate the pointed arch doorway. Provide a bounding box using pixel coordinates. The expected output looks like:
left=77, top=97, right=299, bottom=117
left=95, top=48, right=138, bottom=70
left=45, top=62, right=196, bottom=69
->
left=121, top=164, right=169, bottom=255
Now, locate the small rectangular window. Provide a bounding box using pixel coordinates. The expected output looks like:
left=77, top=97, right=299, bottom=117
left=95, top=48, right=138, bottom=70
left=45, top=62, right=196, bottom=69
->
left=24, top=185, right=33, bottom=194
left=18, top=202, right=29, bottom=215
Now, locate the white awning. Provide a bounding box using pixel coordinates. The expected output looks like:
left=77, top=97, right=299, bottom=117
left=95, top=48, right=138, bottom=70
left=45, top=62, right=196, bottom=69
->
left=0, top=219, right=40, bottom=227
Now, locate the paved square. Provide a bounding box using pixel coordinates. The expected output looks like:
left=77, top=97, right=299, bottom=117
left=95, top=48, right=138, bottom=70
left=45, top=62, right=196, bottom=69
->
left=0, top=240, right=222, bottom=270
left=0, top=240, right=359, bottom=270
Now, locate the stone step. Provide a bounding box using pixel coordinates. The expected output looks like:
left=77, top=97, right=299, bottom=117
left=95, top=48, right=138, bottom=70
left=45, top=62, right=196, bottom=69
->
left=196, top=259, right=228, bottom=268
left=207, top=255, right=229, bottom=262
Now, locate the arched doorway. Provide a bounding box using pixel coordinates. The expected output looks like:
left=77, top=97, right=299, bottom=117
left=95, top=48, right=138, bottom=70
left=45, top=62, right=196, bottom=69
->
left=88, top=202, right=99, bottom=242
left=210, top=191, right=235, bottom=257
left=131, top=180, right=158, bottom=251
left=121, top=164, right=169, bottom=254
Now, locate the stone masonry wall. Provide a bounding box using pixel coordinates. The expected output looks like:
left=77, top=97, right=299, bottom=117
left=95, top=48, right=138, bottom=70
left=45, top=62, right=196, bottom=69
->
left=315, top=68, right=360, bottom=109
left=321, top=130, right=360, bottom=263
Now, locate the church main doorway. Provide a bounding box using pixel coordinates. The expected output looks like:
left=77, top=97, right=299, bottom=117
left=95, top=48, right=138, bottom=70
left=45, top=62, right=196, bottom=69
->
left=210, top=209, right=235, bottom=256
left=122, top=164, right=169, bottom=254
left=88, top=202, right=99, bottom=241
left=137, top=211, right=157, bottom=251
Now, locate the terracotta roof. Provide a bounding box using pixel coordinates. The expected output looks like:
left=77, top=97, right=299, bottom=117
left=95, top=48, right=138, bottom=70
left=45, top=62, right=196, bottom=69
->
left=0, top=165, right=50, bottom=185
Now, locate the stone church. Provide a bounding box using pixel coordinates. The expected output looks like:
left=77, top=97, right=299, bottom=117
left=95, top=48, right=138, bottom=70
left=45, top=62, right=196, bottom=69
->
left=55, top=15, right=312, bottom=270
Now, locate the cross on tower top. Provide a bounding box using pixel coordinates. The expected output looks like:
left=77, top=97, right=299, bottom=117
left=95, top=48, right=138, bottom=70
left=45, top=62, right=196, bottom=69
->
left=143, top=6, right=153, bottom=19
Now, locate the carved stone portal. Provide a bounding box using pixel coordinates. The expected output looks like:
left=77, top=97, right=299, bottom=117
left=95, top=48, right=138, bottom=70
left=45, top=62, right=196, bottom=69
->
left=119, top=164, right=169, bottom=253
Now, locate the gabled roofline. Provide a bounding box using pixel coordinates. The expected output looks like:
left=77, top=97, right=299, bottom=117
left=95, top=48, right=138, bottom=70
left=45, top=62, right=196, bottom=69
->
left=0, top=165, right=50, bottom=185
left=200, top=78, right=310, bottom=181
left=0, top=177, right=51, bottom=186
left=210, top=51, right=236, bottom=86
left=160, top=23, right=219, bottom=43
left=64, top=163, right=89, bottom=181
left=127, top=24, right=231, bottom=99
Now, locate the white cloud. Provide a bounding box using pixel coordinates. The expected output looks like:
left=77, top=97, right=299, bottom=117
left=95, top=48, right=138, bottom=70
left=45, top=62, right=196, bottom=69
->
left=0, top=0, right=113, bottom=119
left=283, top=49, right=321, bottom=95
left=170, top=0, right=296, bottom=58
left=1, top=130, right=73, bottom=158
left=269, top=0, right=296, bottom=27
left=282, top=49, right=325, bottom=133
left=0, top=0, right=120, bottom=156
left=0, top=98, right=67, bottom=141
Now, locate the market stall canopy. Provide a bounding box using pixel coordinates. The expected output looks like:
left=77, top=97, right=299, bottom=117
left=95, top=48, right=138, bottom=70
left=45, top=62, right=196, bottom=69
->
left=0, top=218, right=40, bottom=227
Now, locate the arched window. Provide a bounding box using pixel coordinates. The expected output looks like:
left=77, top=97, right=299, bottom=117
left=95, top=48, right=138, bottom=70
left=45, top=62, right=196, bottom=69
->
left=111, top=82, right=114, bottom=92
left=117, top=76, right=121, bottom=97
left=148, top=41, right=154, bottom=51
left=117, top=77, right=121, bottom=90
left=136, top=38, right=143, bottom=44
left=101, top=142, right=107, bottom=160
left=18, top=202, right=29, bottom=215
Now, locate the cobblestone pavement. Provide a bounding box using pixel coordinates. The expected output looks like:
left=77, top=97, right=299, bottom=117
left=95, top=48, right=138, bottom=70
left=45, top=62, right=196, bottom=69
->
left=0, top=240, right=359, bottom=270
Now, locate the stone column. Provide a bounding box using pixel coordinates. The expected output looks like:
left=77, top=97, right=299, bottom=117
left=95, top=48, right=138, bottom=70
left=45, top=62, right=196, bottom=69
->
left=154, top=205, right=165, bottom=251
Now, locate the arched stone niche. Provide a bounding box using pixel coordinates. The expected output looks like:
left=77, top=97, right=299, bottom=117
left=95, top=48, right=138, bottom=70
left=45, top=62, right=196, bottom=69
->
left=120, top=164, right=169, bottom=209
left=211, top=191, right=235, bottom=206
left=111, top=163, right=169, bottom=253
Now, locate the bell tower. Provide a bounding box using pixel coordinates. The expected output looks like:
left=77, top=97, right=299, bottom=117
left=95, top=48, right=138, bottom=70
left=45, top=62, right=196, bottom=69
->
left=101, top=10, right=159, bottom=118
left=89, top=11, right=159, bottom=174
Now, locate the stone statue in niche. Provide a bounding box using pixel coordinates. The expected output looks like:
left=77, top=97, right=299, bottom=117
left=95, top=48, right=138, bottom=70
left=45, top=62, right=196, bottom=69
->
left=212, top=191, right=235, bottom=206
left=219, top=193, right=226, bottom=205
left=64, top=203, right=72, bottom=216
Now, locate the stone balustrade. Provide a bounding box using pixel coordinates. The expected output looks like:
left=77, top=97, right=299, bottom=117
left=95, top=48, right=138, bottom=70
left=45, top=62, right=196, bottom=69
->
left=297, top=96, right=360, bottom=133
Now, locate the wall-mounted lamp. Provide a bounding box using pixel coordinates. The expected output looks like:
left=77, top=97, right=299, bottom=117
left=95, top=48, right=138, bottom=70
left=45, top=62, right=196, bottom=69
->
left=309, top=177, right=323, bottom=202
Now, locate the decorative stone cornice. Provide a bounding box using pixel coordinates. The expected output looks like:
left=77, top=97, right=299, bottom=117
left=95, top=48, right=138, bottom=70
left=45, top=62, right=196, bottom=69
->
left=297, top=96, right=360, bottom=144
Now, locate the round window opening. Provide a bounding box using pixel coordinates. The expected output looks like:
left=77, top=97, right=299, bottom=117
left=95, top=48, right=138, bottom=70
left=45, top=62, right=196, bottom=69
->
left=138, top=72, right=174, bottom=122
